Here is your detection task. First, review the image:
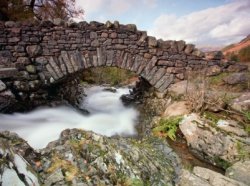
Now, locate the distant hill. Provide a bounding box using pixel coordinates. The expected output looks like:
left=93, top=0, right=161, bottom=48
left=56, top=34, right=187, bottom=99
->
left=222, top=35, right=250, bottom=62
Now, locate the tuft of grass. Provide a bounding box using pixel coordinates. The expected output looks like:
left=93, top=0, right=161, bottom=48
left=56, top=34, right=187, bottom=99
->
left=47, top=155, right=79, bottom=182
left=208, top=72, right=229, bottom=85
left=153, top=116, right=183, bottom=141
left=236, top=141, right=250, bottom=160
left=214, top=157, right=232, bottom=170
left=203, top=111, right=221, bottom=126
left=244, top=111, right=250, bottom=121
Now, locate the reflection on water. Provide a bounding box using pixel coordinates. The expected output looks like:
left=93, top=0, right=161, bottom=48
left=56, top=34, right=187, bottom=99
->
left=0, top=86, right=138, bottom=149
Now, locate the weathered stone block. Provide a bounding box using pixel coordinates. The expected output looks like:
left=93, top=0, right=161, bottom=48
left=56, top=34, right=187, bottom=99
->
left=91, top=39, right=99, bottom=47
left=0, top=68, right=18, bottom=78
left=26, top=65, right=36, bottom=74
left=184, top=44, right=195, bottom=54
left=148, top=36, right=157, bottom=47
left=90, top=31, right=97, bottom=39
left=26, top=45, right=42, bottom=57
left=0, top=80, right=6, bottom=92
left=110, top=32, right=117, bottom=39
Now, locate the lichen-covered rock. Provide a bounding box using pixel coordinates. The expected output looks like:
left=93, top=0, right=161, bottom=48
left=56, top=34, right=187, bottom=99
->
left=0, top=132, right=40, bottom=186
left=0, top=129, right=180, bottom=186
left=179, top=114, right=250, bottom=167
left=40, top=129, right=179, bottom=186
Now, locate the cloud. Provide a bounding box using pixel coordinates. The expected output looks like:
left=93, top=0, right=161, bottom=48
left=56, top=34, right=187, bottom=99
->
left=149, top=0, right=250, bottom=47
left=77, top=0, right=158, bottom=22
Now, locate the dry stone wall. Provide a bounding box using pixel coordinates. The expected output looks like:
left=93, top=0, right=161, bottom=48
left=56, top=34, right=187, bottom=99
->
left=0, top=19, right=248, bottom=111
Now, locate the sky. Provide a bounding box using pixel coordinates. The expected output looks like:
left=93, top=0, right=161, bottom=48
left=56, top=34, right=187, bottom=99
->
left=76, top=0, right=250, bottom=48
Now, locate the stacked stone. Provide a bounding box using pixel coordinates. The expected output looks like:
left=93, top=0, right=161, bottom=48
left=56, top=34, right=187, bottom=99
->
left=0, top=19, right=248, bottom=111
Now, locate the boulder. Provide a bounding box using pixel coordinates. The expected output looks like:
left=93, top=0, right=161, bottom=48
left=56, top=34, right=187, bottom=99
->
left=216, top=120, right=248, bottom=137
left=0, top=132, right=40, bottom=186
left=179, top=114, right=250, bottom=166
left=206, top=65, right=222, bottom=76
left=223, top=73, right=248, bottom=85
left=0, top=129, right=180, bottom=186
left=193, top=167, right=247, bottom=186
left=205, top=51, right=224, bottom=60
left=163, top=101, right=189, bottom=118
left=229, top=93, right=250, bottom=112
left=178, top=167, right=247, bottom=186
left=226, top=161, right=250, bottom=185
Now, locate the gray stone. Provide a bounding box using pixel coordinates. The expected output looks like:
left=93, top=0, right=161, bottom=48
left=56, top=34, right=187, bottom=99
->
left=226, top=161, right=250, bottom=185
left=90, top=31, right=97, bottom=39
left=206, top=65, right=222, bottom=76
left=60, top=51, right=74, bottom=74
left=125, top=24, right=137, bottom=32
left=105, top=21, right=112, bottom=28
left=192, top=49, right=205, bottom=57
left=179, top=114, right=247, bottom=165
left=184, top=44, right=195, bottom=54
left=26, top=45, right=42, bottom=57
left=0, top=80, right=6, bottom=92
left=53, top=18, right=64, bottom=26
left=91, top=39, right=99, bottom=47
left=227, top=64, right=248, bottom=72
left=114, top=20, right=119, bottom=28
left=150, top=68, right=166, bottom=85
left=148, top=36, right=157, bottom=47
left=26, top=65, right=36, bottom=74
left=177, top=40, right=186, bottom=52
left=223, top=73, right=247, bottom=85
left=158, top=74, right=174, bottom=92
left=193, top=167, right=247, bottom=186
left=216, top=120, right=247, bottom=137
left=48, top=57, right=63, bottom=78
left=5, top=21, right=15, bottom=27
left=0, top=68, right=18, bottom=78
left=35, top=56, right=48, bottom=66
left=229, top=93, right=250, bottom=112
left=205, top=51, right=224, bottom=60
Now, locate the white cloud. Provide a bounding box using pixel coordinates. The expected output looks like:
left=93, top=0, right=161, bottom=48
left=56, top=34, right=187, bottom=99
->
left=149, top=0, right=250, bottom=47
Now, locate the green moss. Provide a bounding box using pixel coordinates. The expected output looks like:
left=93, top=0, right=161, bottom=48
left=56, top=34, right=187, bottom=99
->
left=214, top=157, right=232, bottom=170
left=128, top=178, right=144, bottom=186
left=203, top=111, right=221, bottom=126
left=82, top=67, right=136, bottom=86
left=153, top=116, right=183, bottom=141
left=236, top=141, right=250, bottom=160
left=208, top=72, right=229, bottom=85
left=244, top=111, right=250, bottom=121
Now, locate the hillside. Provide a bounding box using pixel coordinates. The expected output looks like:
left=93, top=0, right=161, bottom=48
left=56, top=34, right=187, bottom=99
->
left=222, top=35, right=250, bottom=62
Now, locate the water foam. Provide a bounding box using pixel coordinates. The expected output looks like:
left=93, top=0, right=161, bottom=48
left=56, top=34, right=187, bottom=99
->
left=0, top=86, right=138, bottom=149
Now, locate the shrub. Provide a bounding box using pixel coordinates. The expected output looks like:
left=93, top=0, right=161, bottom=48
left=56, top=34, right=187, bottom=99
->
left=153, top=116, right=183, bottom=141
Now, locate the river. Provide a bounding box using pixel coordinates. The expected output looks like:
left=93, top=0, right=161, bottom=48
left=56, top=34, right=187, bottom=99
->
left=0, top=86, right=138, bottom=149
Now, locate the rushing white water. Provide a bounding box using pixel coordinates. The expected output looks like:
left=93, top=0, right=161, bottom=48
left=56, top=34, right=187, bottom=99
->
left=0, top=86, right=138, bottom=149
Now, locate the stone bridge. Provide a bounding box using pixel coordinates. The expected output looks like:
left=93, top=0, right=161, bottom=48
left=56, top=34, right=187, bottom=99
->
left=0, top=19, right=248, bottom=111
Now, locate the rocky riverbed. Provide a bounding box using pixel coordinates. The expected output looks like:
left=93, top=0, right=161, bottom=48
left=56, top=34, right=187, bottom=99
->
left=1, top=70, right=250, bottom=186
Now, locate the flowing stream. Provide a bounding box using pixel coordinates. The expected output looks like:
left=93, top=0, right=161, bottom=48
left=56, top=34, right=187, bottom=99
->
left=0, top=86, right=138, bottom=149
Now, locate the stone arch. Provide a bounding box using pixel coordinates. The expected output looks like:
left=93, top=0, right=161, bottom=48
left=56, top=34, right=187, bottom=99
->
left=0, top=20, right=248, bottom=111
